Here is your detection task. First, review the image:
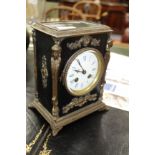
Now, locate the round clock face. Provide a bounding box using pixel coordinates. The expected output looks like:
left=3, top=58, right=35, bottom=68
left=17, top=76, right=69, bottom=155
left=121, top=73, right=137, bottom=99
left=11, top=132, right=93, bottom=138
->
left=63, top=48, right=105, bottom=96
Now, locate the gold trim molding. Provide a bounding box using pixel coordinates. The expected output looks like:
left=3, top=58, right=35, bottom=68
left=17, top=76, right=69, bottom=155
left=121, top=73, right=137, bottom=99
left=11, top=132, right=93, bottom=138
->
left=26, top=124, right=45, bottom=153
left=63, top=93, right=97, bottom=114
left=39, top=133, right=52, bottom=155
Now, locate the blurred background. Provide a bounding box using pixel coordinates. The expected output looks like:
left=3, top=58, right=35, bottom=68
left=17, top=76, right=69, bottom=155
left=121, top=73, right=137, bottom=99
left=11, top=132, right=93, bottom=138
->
left=26, top=0, right=129, bottom=43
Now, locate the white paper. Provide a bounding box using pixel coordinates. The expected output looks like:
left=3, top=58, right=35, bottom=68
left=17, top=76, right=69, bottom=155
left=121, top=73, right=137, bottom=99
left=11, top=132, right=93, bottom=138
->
left=103, top=52, right=129, bottom=111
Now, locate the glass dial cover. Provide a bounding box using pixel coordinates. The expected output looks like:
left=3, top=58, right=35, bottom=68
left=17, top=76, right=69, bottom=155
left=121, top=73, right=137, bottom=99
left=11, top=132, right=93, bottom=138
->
left=63, top=48, right=105, bottom=96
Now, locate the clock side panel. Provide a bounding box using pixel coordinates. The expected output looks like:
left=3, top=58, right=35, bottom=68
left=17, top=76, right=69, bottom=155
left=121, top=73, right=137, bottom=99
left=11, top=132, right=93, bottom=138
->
left=35, top=30, right=53, bottom=112
left=58, top=33, right=109, bottom=116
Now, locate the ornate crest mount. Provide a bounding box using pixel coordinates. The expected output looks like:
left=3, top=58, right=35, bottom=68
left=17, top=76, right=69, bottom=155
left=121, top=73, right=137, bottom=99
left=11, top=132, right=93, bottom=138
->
left=67, top=35, right=101, bottom=50
left=41, top=55, right=48, bottom=88
left=63, top=93, right=97, bottom=114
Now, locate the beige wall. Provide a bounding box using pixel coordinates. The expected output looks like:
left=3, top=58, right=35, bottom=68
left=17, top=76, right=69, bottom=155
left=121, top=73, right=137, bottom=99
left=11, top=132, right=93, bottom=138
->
left=26, top=0, right=58, bottom=19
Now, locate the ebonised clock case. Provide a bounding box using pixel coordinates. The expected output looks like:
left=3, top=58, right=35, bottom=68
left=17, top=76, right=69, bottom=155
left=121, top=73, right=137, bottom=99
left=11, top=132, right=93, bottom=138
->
left=30, top=21, right=113, bottom=135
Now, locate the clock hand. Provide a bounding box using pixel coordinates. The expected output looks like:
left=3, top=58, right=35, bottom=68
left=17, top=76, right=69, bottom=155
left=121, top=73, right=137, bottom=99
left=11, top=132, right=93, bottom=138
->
left=76, top=59, right=86, bottom=74
left=76, top=59, right=84, bottom=70
left=73, top=69, right=83, bottom=73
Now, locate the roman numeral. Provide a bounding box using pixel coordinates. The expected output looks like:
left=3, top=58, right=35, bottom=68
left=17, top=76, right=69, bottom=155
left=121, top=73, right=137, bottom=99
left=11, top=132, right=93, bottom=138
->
left=69, top=74, right=74, bottom=77
left=83, top=56, right=86, bottom=61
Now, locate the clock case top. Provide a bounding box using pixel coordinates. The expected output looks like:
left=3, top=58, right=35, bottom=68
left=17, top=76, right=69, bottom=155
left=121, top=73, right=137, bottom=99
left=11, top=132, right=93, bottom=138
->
left=32, top=21, right=112, bottom=38
left=32, top=21, right=112, bottom=118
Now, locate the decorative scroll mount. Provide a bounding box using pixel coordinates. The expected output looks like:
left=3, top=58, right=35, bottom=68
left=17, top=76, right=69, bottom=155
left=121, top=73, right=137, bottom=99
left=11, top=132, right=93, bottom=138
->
left=99, top=39, right=113, bottom=101
left=41, top=55, right=48, bottom=88
left=63, top=93, right=97, bottom=114
left=67, top=35, right=101, bottom=50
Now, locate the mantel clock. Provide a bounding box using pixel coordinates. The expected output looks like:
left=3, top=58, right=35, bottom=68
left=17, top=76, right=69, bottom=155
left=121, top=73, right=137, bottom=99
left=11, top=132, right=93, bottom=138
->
left=30, top=21, right=113, bottom=136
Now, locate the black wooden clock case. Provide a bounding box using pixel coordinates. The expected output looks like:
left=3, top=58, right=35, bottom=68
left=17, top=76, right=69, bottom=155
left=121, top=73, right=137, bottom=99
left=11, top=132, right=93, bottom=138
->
left=30, top=21, right=113, bottom=136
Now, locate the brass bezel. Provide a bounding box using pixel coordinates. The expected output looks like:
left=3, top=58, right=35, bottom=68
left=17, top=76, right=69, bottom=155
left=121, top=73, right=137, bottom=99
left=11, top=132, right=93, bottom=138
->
left=63, top=47, right=105, bottom=96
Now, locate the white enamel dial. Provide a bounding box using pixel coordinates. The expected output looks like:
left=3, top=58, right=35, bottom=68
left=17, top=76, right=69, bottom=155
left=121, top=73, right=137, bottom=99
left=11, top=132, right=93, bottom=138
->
left=63, top=48, right=105, bottom=96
